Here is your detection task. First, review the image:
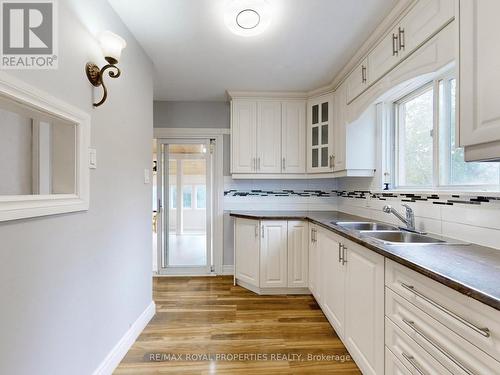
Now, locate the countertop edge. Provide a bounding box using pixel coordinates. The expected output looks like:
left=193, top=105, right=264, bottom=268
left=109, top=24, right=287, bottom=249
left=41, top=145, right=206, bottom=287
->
left=230, top=212, right=500, bottom=312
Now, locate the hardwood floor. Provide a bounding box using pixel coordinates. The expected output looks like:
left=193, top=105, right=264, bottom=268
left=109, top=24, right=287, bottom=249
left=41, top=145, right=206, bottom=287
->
left=114, top=276, right=361, bottom=374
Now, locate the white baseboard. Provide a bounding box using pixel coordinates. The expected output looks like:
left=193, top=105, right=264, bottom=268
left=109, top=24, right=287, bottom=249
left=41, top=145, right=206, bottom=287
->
left=93, top=301, right=156, bottom=375
left=221, top=265, right=234, bottom=275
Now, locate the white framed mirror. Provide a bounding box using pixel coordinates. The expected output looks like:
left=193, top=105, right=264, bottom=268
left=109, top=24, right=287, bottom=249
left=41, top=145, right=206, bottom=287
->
left=0, top=72, right=90, bottom=221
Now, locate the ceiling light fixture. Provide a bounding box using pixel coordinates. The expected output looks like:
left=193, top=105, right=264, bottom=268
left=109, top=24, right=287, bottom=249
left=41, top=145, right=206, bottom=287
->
left=225, top=0, right=271, bottom=37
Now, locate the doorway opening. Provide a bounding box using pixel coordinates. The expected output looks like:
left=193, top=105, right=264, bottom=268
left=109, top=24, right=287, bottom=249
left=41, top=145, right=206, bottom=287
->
left=155, top=139, right=215, bottom=275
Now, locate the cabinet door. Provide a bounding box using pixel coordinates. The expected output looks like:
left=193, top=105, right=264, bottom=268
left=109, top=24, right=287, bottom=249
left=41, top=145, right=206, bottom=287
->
left=287, top=221, right=308, bottom=288
left=346, top=58, right=369, bottom=103
left=367, top=26, right=400, bottom=85
left=400, top=0, right=454, bottom=57
left=308, top=225, right=319, bottom=299
left=282, top=101, right=306, bottom=173
left=260, top=221, right=287, bottom=288
left=459, top=0, right=500, bottom=154
left=318, top=229, right=345, bottom=338
left=234, top=218, right=260, bottom=287
left=257, top=101, right=282, bottom=173
left=333, top=84, right=346, bottom=172
left=344, top=241, right=385, bottom=375
left=231, top=100, right=257, bottom=173
left=307, top=94, right=334, bottom=173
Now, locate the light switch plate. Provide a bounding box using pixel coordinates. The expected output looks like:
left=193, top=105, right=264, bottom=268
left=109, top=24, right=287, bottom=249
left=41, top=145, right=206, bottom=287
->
left=89, top=148, right=97, bottom=169
left=144, top=169, right=150, bottom=184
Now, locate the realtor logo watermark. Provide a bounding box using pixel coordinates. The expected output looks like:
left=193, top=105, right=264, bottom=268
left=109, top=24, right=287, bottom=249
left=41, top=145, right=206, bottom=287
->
left=1, top=0, right=58, bottom=69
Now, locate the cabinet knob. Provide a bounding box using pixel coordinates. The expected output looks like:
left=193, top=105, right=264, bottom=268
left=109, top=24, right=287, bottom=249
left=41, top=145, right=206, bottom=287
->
left=392, top=34, right=399, bottom=56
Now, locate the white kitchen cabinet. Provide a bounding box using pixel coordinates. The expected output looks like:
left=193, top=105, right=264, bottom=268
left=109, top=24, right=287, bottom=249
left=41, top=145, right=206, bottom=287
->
left=308, top=225, right=321, bottom=300
left=307, top=94, right=334, bottom=173
left=231, top=100, right=257, bottom=173
left=333, top=84, right=346, bottom=172
left=385, top=348, right=412, bottom=375
left=459, top=0, right=500, bottom=161
left=234, top=218, right=260, bottom=287
left=344, top=240, right=385, bottom=375
left=367, top=25, right=400, bottom=90
left=399, top=0, right=454, bottom=58
left=318, top=228, right=345, bottom=338
left=287, top=220, right=309, bottom=288
left=260, top=220, right=288, bottom=288
left=346, top=58, right=369, bottom=104
left=281, top=101, right=306, bottom=173
left=257, top=101, right=282, bottom=173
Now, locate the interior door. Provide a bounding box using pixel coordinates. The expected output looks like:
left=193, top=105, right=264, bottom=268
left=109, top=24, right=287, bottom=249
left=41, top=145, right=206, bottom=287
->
left=157, top=139, right=213, bottom=275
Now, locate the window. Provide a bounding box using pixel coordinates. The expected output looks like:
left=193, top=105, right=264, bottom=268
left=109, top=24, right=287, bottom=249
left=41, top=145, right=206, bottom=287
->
left=170, top=185, right=177, bottom=209
left=393, top=74, right=500, bottom=189
left=196, top=185, right=206, bottom=209
left=183, top=185, right=192, bottom=209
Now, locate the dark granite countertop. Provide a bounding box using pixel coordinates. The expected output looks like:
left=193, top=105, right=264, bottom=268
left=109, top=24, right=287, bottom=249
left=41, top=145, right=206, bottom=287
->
left=229, top=210, right=500, bottom=311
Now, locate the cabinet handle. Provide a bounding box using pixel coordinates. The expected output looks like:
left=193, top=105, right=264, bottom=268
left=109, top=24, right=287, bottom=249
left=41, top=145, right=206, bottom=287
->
left=254, top=224, right=259, bottom=237
left=341, top=245, right=347, bottom=265
left=398, top=27, right=405, bottom=50
left=338, top=243, right=342, bottom=263
left=401, top=353, right=425, bottom=375
left=282, top=157, right=286, bottom=171
left=392, top=33, right=399, bottom=56
left=402, top=319, right=475, bottom=375
left=257, top=157, right=261, bottom=171
left=261, top=225, right=264, bottom=238
left=252, top=157, right=256, bottom=171
left=400, top=283, right=490, bottom=338
left=361, top=65, right=367, bottom=83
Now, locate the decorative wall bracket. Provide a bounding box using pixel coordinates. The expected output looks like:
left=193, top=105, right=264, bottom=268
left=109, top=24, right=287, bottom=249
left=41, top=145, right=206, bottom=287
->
left=86, top=58, right=121, bottom=107
left=85, top=31, right=126, bottom=108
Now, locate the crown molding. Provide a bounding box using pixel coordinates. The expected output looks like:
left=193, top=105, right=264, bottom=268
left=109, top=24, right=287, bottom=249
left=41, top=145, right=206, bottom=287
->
left=226, top=90, right=308, bottom=100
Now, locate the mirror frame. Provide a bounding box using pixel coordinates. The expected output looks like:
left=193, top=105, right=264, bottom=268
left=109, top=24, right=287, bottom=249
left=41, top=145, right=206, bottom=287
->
left=0, top=72, right=90, bottom=221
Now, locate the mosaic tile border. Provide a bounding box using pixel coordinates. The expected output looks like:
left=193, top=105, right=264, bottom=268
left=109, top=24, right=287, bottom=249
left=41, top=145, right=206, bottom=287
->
left=224, top=189, right=500, bottom=206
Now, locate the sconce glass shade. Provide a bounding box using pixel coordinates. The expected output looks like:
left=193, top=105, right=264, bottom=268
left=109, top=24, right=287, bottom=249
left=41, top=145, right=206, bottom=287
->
left=97, top=31, right=126, bottom=64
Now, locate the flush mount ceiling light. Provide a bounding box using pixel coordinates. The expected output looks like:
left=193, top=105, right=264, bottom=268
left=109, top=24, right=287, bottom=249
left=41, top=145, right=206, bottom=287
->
left=225, top=0, right=271, bottom=37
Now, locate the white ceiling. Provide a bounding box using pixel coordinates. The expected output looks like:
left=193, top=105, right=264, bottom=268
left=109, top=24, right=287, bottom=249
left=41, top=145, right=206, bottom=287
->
left=109, top=0, right=398, bottom=101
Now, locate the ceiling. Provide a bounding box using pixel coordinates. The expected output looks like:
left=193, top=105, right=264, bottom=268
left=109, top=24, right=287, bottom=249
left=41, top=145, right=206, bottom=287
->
left=109, top=0, right=399, bottom=101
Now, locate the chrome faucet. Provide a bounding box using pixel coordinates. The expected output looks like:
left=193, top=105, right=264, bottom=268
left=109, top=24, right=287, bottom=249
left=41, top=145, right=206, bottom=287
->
left=383, top=204, right=416, bottom=231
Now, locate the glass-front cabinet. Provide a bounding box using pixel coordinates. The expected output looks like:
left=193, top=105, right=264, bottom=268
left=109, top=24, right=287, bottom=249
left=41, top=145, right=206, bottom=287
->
left=307, top=93, right=334, bottom=173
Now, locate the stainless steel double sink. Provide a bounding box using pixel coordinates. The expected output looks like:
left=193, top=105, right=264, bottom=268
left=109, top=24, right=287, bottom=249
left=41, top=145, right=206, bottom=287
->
left=334, top=221, right=464, bottom=245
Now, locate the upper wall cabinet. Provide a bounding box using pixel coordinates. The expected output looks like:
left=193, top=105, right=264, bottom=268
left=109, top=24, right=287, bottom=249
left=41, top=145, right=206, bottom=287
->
left=459, top=0, right=500, bottom=161
left=231, top=100, right=257, bottom=173
left=348, top=0, right=454, bottom=104
left=282, top=101, right=307, bottom=173
left=346, top=58, right=369, bottom=104
left=256, top=101, right=282, bottom=173
left=307, top=94, right=334, bottom=173
left=231, top=98, right=306, bottom=175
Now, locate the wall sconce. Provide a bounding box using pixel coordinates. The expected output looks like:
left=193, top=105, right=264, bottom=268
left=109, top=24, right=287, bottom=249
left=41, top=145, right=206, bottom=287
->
left=86, top=31, right=127, bottom=107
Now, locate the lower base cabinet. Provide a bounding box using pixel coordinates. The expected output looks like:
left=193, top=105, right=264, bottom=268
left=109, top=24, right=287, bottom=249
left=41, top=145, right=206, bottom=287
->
left=235, top=218, right=309, bottom=294
left=311, top=226, right=385, bottom=375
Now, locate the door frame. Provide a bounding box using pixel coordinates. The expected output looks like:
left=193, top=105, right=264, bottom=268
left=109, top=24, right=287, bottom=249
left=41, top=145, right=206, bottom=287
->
left=154, top=128, right=226, bottom=275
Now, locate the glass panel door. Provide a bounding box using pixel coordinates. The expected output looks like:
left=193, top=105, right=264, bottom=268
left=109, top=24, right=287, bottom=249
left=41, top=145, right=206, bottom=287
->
left=157, top=140, right=213, bottom=275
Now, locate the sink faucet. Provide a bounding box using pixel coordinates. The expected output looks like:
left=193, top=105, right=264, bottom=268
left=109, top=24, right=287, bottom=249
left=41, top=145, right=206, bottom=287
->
left=383, top=204, right=415, bottom=231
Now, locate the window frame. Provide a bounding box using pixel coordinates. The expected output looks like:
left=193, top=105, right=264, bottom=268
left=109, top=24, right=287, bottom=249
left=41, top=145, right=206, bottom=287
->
left=392, top=72, right=500, bottom=191
left=195, top=185, right=206, bottom=210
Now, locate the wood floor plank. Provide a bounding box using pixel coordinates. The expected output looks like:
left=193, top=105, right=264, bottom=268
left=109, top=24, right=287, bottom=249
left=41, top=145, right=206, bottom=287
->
left=114, top=276, right=361, bottom=374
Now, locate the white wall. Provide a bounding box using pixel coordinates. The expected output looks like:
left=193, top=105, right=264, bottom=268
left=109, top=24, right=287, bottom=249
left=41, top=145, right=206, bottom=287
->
left=0, top=1, right=154, bottom=374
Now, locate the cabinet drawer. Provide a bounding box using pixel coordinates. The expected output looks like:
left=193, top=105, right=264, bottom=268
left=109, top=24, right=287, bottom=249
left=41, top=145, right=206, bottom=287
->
left=386, top=259, right=500, bottom=361
left=385, top=348, right=412, bottom=375
left=386, top=318, right=453, bottom=375
left=386, top=287, right=500, bottom=375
